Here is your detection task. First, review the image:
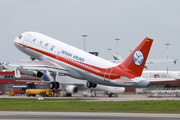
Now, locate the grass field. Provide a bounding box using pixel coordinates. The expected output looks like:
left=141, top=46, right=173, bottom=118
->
left=0, top=98, right=180, bottom=113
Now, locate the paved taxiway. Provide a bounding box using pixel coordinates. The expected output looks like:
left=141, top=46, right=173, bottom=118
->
left=1, top=93, right=180, bottom=120
left=1, top=93, right=180, bottom=101
left=0, top=112, right=180, bottom=120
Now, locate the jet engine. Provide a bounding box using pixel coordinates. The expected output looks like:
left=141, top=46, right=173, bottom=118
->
left=18, top=67, right=43, bottom=78
left=106, top=86, right=125, bottom=94
left=65, top=85, right=78, bottom=93
left=94, top=84, right=125, bottom=94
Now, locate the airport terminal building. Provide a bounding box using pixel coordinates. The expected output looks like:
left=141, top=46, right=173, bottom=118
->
left=0, top=71, right=41, bottom=94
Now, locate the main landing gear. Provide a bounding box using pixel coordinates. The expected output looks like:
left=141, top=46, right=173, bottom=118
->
left=48, top=72, right=60, bottom=89
left=49, top=82, right=59, bottom=89
left=86, top=82, right=97, bottom=88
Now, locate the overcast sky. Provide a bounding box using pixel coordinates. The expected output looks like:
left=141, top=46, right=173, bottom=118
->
left=0, top=0, right=180, bottom=71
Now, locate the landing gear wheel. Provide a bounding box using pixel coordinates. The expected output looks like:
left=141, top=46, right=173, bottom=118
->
left=108, top=93, right=113, bottom=97
left=92, top=83, right=97, bottom=88
left=49, top=82, right=55, bottom=89
left=55, top=82, right=59, bottom=89
left=86, top=82, right=92, bottom=88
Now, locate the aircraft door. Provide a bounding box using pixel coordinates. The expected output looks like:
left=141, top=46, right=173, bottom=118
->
left=23, top=34, right=31, bottom=45
left=56, top=51, right=60, bottom=60
left=104, top=68, right=113, bottom=82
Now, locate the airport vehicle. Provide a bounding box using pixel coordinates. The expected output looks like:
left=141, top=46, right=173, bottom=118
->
left=8, top=90, right=14, bottom=96
left=8, top=88, right=25, bottom=96
left=7, top=32, right=153, bottom=89
left=0, top=91, right=3, bottom=95
left=82, top=90, right=96, bottom=97
left=52, top=89, right=60, bottom=97
left=60, top=91, right=73, bottom=97
left=26, top=89, right=54, bottom=97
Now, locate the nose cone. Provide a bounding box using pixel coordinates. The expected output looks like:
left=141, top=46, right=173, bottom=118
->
left=14, top=34, right=23, bottom=44
left=14, top=37, right=19, bottom=48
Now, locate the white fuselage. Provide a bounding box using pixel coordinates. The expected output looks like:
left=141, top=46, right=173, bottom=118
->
left=14, top=32, right=117, bottom=86
left=14, top=32, right=150, bottom=87
left=142, top=71, right=180, bottom=79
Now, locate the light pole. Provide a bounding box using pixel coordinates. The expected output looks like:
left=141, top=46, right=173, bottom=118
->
left=165, top=43, right=170, bottom=74
left=115, top=38, right=120, bottom=60
left=107, top=48, right=112, bottom=60
left=82, top=35, right=87, bottom=51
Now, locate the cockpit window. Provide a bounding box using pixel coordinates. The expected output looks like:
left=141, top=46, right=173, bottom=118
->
left=18, top=35, right=22, bottom=39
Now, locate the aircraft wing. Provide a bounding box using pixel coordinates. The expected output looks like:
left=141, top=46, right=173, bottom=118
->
left=3, top=60, right=70, bottom=75
left=15, top=80, right=50, bottom=84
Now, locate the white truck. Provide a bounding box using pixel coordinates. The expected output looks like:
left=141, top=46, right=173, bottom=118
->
left=82, top=90, right=96, bottom=97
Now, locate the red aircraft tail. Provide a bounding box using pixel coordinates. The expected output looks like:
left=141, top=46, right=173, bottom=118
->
left=118, top=37, right=153, bottom=77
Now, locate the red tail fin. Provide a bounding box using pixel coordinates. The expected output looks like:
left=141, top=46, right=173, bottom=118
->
left=119, top=37, right=153, bottom=77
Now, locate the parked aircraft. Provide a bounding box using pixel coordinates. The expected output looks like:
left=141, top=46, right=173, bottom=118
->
left=142, top=71, right=180, bottom=80
left=5, top=32, right=154, bottom=89
left=0, top=63, right=7, bottom=71
left=56, top=73, right=125, bottom=97
left=112, top=55, right=177, bottom=68
left=112, top=55, right=179, bottom=81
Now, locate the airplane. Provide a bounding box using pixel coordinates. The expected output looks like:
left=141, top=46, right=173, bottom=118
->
left=55, top=50, right=178, bottom=96
left=21, top=70, right=125, bottom=97
left=112, top=54, right=177, bottom=67
left=57, top=73, right=125, bottom=97
left=5, top=31, right=154, bottom=89
left=56, top=52, right=125, bottom=97
left=2, top=61, right=124, bottom=97
left=0, top=63, right=15, bottom=72
left=14, top=71, right=125, bottom=97
left=142, top=71, right=180, bottom=80
left=0, top=63, right=7, bottom=71
left=112, top=55, right=179, bottom=81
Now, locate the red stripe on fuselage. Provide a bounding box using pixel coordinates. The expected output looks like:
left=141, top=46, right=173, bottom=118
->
left=16, top=42, right=126, bottom=80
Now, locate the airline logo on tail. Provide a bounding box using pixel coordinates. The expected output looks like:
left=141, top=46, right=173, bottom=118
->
left=133, top=50, right=144, bottom=66
left=119, top=37, right=153, bottom=77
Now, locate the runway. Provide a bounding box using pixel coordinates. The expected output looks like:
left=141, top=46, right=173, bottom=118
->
left=1, top=93, right=180, bottom=120
left=0, top=112, right=180, bottom=120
